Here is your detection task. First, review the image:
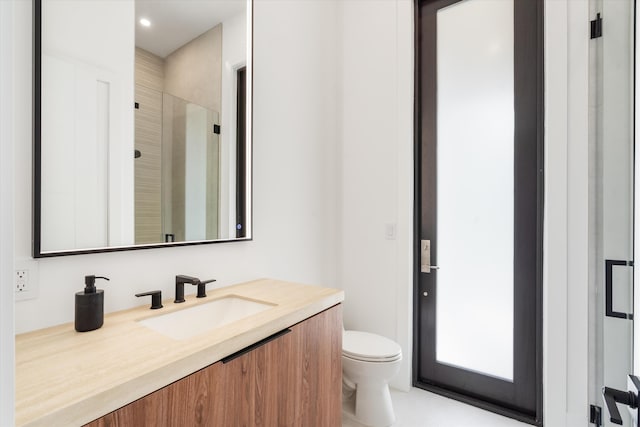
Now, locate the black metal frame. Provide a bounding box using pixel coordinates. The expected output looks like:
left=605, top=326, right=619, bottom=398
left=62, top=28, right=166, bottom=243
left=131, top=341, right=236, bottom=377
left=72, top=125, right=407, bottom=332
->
left=32, top=0, right=42, bottom=257
left=31, top=0, right=254, bottom=258
left=412, top=0, right=544, bottom=424
left=236, top=66, right=247, bottom=239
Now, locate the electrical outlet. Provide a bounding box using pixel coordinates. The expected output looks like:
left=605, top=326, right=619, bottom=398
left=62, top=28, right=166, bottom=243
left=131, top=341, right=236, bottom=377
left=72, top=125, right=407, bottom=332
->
left=15, top=270, right=29, bottom=292
left=14, top=259, right=39, bottom=301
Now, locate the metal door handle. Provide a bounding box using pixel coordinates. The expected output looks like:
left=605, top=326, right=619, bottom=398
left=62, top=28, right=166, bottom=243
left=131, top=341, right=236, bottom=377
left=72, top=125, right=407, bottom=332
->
left=602, top=376, right=640, bottom=426
left=605, top=259, right=633, bottom=320
left=603, top=386, right=638, bottom=425
left=421, top=240, right=439, bottom=273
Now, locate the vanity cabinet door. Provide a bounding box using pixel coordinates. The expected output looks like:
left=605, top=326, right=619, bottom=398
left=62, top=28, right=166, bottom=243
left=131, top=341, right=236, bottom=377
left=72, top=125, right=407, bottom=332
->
left=252, top=304, right=342, bottom=426
left=83, top=359, right=227, bottom=426
left=84, top=304, right=342, bottom=426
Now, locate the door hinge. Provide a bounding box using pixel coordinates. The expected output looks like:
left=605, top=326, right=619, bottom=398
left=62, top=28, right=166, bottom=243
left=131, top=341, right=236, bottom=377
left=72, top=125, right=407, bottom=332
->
left=591, top=13, right=603, bottom=39
left=213, top=124, right=221, bottom=134
left=590, top=404, right=602, bottom=426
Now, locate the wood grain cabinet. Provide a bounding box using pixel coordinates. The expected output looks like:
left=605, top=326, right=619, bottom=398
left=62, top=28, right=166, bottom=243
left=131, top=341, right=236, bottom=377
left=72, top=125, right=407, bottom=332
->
left=84, top=305, right=342, bottom=427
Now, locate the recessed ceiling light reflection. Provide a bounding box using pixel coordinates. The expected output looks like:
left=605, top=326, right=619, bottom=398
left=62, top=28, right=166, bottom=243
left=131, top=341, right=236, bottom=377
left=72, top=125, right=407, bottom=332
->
left=139, top=18, right=151, bottom=27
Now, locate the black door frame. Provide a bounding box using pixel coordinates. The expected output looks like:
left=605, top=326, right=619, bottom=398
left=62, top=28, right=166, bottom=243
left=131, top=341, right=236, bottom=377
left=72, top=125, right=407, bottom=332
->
left=412, top=0, right=544, bottom=425
left=236, top=66, right=247, bottom=239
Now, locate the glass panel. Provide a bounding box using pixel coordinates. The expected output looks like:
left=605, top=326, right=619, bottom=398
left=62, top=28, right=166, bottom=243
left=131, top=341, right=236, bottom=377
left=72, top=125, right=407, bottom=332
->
left=436, top=0, right=515, bottom=381
left=158, top=94, right=220, bottom=243
left=595, top=1, right=635, bottom=426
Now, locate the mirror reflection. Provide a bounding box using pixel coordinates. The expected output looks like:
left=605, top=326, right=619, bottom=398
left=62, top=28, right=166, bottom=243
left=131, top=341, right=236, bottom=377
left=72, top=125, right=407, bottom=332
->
left=36, top=0, right=252, bottom=255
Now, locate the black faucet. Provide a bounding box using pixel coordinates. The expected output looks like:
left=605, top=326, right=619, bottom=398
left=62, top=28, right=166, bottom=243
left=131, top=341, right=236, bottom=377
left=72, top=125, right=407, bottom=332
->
left=174, top=275, right=216, bottom=303
left=135, top=290, right=163, bottom=309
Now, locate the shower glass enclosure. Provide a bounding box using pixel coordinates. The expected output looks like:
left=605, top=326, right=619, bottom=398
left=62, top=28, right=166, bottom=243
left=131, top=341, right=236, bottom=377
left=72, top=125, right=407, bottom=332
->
left=590, top=1, right=635, bottom=426
left=135, top=91, right=221, bottom=245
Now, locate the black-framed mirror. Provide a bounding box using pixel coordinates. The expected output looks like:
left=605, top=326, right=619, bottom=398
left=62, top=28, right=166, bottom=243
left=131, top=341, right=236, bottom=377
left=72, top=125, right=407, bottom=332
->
left=33, top=0, right=253, bottom=257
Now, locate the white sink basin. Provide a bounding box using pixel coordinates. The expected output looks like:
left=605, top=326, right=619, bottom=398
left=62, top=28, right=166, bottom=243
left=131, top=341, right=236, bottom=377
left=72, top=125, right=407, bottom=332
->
left=137, top=296, right=275, bottom=340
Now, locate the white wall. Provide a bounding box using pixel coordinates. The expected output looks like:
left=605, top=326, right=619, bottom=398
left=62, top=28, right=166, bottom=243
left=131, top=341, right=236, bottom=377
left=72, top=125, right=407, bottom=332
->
left=544, top=1, right=590, bottom=425
left=0, top=1, right=15, bottom=424
left=339, top=0, right=414, bottom=392
left=13, top=0, right=340, bottom=333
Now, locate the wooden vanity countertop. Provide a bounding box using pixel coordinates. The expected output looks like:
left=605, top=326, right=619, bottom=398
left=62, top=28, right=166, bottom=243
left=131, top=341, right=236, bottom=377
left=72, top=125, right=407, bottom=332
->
left=15, top=279, right=344, bottom=427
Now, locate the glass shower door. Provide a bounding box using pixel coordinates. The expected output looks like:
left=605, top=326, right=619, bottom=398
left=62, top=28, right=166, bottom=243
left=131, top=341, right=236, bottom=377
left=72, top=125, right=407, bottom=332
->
left=592, top=1, right=635, bottom=426
left=162, top=93, right=220, bottom=242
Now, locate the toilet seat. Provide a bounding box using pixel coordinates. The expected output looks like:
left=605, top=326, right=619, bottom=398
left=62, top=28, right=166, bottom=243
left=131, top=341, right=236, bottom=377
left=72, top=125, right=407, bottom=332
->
left=343, top=331, right=402, bottom=363
left=343, top=352, right=402, bottom=363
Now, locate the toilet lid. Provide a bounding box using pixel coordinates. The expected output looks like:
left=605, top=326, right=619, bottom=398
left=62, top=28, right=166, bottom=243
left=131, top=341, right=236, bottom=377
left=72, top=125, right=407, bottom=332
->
left=343, top=331, right=402, bottom=362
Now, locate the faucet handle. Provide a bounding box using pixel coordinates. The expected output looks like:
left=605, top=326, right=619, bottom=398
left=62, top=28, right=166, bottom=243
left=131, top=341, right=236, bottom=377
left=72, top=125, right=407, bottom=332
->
left=196, top=279, right=216, bottom=298
left=136, top=290, right=163, bottom=309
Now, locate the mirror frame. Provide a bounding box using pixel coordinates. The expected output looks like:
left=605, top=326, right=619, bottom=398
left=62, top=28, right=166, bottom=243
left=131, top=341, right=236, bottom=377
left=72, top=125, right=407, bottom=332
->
left=32, top=0, right=253, bottom=258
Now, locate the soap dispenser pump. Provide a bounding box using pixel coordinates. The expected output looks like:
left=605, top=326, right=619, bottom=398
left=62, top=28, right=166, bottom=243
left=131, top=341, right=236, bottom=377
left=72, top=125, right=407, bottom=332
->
left=75, top=275, right=109, bottom=332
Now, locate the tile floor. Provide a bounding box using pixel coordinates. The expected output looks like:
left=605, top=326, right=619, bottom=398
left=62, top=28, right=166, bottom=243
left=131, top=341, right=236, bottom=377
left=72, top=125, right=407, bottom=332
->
left=343, top=387, right=529, bottom=427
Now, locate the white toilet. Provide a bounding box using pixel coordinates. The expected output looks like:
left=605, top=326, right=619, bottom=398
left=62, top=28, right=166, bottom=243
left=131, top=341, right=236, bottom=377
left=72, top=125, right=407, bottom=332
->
left=342, top=330, right=402, bottom=427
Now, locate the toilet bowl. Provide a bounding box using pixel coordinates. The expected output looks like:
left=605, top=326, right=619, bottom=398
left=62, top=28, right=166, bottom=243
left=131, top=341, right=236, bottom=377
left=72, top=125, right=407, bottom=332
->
left=342, top=330, right=402, bottom=427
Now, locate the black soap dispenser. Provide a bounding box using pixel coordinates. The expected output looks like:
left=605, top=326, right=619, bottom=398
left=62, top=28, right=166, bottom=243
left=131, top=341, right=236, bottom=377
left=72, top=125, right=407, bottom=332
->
left=75, top=275, right=109, bottom=332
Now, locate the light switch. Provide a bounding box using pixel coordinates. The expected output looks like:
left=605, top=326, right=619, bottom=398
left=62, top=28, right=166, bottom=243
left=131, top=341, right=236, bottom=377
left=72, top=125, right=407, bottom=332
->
left=385, top=223, right=396, bottom=240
